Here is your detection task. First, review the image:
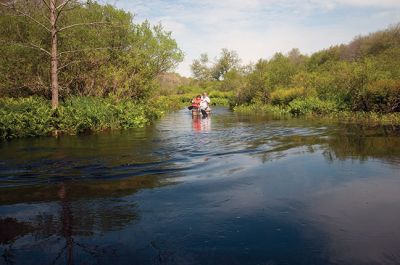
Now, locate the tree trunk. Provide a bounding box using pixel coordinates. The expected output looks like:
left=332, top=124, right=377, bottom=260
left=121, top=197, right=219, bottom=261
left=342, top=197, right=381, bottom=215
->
left=50, top=0, right=59, bottom=109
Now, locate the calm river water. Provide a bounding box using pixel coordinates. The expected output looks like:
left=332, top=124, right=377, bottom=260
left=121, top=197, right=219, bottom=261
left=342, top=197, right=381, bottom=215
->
left=1, top=107, right=400, bottom=265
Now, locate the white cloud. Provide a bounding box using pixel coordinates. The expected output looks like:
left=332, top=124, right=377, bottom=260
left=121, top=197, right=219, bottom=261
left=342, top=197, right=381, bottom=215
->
left=114, top=0, right=400, bottom=76
left=335, top=0, right=400, bottom=7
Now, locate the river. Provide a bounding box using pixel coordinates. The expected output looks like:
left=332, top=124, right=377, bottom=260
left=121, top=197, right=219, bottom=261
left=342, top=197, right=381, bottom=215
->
left=1, top=107, right=400, bottom=265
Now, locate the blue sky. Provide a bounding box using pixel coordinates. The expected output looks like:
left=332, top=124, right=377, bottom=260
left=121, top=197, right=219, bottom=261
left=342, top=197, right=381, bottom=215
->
left=111, top=0, right=400, bottom=77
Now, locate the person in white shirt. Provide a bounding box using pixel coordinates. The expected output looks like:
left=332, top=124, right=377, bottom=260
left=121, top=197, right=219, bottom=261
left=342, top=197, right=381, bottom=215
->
left=200, top=92, right=211, bottom=117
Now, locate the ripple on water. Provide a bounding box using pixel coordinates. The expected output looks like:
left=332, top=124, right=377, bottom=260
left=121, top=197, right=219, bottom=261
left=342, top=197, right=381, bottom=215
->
left=1, top=107, right=400, bottom=265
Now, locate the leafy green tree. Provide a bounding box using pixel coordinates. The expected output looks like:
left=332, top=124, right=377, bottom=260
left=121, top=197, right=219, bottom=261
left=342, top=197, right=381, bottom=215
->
left=190, top=53, right=212, bottom=81
left=266, top=52, right=300, bottom=89
left=0, top=0, right=116, bottom=108
left=241, top=59, right=270, bottom=103
left=211, top=48, right=241, bottom=81
left=0, top=1, right=183, bottom=103
left=219, top=68, right=246, bottom=92
left=191, top=48, right=240, bottom=81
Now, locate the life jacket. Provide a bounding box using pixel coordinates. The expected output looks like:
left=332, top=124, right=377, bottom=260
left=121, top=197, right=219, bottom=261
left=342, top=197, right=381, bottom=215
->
left=191, top=98, right=201, bottom=108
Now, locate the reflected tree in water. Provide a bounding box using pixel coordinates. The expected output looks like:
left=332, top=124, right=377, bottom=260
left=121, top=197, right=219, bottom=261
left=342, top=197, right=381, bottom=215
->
left=0, top=218, right=34, bottom=265
left=0, top=174, right=170, bottom=264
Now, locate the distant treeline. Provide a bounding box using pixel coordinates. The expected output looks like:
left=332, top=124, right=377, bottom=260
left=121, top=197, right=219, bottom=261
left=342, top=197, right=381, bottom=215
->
left=191, top=24, right=400, bottom=114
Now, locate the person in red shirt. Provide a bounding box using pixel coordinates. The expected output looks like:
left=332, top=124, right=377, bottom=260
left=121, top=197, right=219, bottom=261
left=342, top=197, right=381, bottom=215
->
left=188, top=95, right=202, bottom=110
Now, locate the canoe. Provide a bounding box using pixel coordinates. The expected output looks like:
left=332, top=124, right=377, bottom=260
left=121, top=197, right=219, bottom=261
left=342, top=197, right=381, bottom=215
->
left=192, top=109, right=211, bottom=116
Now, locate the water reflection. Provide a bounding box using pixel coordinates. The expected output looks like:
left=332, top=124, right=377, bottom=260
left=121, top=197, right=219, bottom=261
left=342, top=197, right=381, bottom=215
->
left=0, top=107, right=400, bottom=265
left=192, top=116, right=211, bottom=133
left=323, top=126, right=400, bottom=163
left=0, top=218, right=34, bottom=264
left=0, top=174, right=170, bottom=265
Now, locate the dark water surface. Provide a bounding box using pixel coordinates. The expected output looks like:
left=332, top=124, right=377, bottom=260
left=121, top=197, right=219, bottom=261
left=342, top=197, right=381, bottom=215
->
left=1, top=107, right=400, bottom=265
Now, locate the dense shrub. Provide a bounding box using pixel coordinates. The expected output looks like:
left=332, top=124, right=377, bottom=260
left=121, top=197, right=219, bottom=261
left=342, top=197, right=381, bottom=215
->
left=225, top=24, right=400, bottom=115
left=0, top=97, right=53, bottom=139
left=288, top=98, right=339, bottom=116
left=352, top=79, right=400, bottom=113
left=270, top=87, right=309, bottom=105
left=0, top=97, right=166, bottom=140
left=233, top=103, right=289, bottom=116
left=219, top=70, right=246, bottom=92
left=53, top=97, right=156, bottom=133
left=233, top=85, right=257, bottom=105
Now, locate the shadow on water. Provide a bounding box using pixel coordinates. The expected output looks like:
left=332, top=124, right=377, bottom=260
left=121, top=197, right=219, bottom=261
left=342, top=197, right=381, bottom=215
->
left=1, top=107, right=400, bottom=264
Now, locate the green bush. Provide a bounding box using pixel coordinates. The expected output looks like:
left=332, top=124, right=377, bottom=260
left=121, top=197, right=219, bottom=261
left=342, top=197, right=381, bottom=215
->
left=208, top=91, right=234, bottom=106
left=153, top=91, right=234, bottom=108
left=0, top=97, right=53, bottom=139
left=352, top=79, right=400, bottom=113
left=270, top=87, right=309, bottom=105
left=288, top=97, right=339, bottom=116
left=234, top=103, right=289, bottom=116
left=55, top=97, right=160, bottom=133
left=210, top=97, right=230, bottom=106
left=149, top=95, right=189, bottom=111
left=0, top=96, right=169, bottom=140
left=208, top=91, right=234, bottom=98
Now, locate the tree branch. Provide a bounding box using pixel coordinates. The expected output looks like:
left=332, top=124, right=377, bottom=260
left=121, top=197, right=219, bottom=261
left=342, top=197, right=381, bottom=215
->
left=58, top=3, right=80, bottom=13
left=27, top=42, right=51, bottom=56
left=0, top=40, right=51, bottom=56
left=40, top=0, right=51, bottom=11
left=55, top=0, right=75, bottom=23
left=57, top=59, right=81, bottom=72
left=58, top=47, right=114, bottom=56
left=0, top=2, right=51, bottom=32
left=39, top=4, right=52, bottom=24
left=56, top=0, right=74, bottom=12
left=57, top=21, right=111, bottom=32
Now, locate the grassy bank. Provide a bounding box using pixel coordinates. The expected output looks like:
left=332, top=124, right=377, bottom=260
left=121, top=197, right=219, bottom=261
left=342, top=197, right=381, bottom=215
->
left=233, top=98, right=400, bottom=126
left=0, top=97, right=167, bottom=140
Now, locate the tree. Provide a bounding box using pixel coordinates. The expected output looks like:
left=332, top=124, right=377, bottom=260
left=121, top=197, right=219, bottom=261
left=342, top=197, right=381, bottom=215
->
left=0, top=0, right=112, bottom=108
left=0, top=1, right=184, bottom=102
left=191, top=48, right=241, bottom=81
left=190, top=53, right=212, bottom=81
left=287, top=48, right=306, bottom=66
left=211, top=48, right=241, bottom=81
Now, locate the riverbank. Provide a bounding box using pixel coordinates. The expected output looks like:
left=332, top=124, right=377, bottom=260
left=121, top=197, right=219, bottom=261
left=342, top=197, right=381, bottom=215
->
left=0, top=97, right=166, bottom=140
left=4, top=92, right=399, bottom=141
left=233, top=98, right=400, bottom=126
